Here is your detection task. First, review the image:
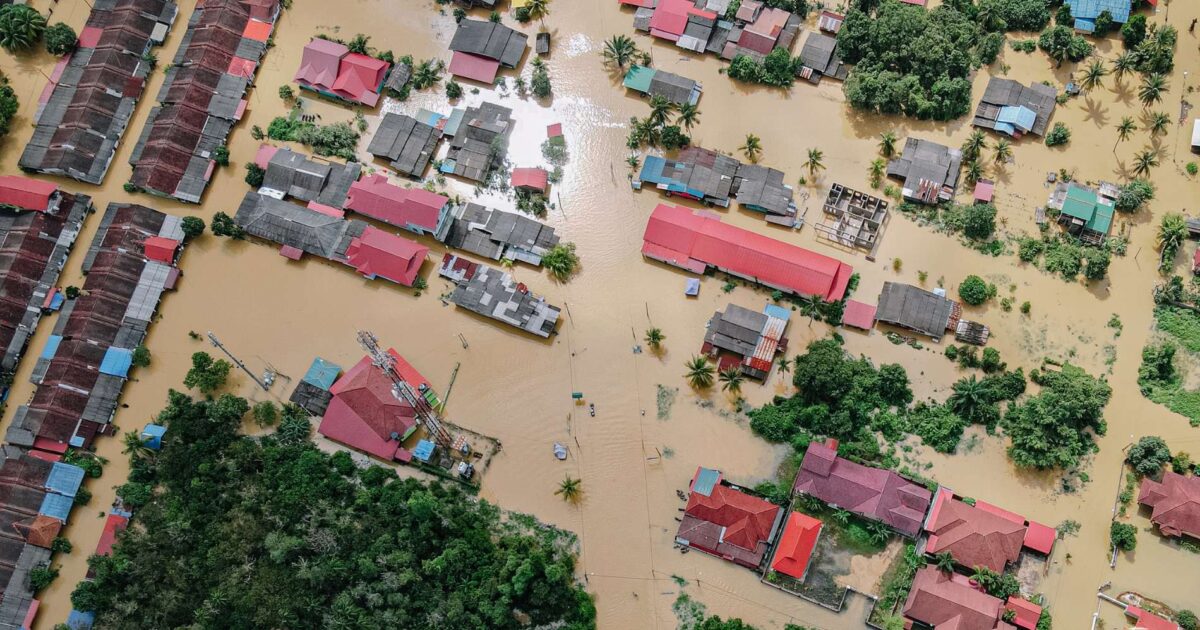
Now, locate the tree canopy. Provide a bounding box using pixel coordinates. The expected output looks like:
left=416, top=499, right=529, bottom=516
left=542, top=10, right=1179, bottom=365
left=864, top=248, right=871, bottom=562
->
left=1002, top=364, right=1111, bottom=469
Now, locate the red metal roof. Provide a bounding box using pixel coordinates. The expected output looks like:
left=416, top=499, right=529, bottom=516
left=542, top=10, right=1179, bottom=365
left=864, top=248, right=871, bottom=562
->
left=1022, top=520, right=1055, bottom=555
left=649, top=0, right=716, bottom=38
left=1004, top=597, right=1042, bottom=630
left=770, top=512, right=822, bottom=580
left=511, top=167, right=549, bottom=192
left=547, top=123, right=563, bottom=138
left=903, top=567, right=1012, bottom=630
left=294, top=39, right=388, bottom=106
left=642, top=204, right=853, bottom=302
left=307, top=201, right=345, bottom=218
left=242, top=19, right=272, bottom=42
left=94, top=513, right=129, bottom=557
left=1127, top=608, right=1179, bottom=630
left=448, top=51, right=501, bottom=84
left=143, top=236, right=179, bottom=263
left=318, top=351, right=428, bottom=462
left=974, top=180, right=995, bottom=203
left=684, top=481, right=779, bottom=552
left=843, top=299, right=877, bottom=330
left=344, top=174, right=448, bottom=232
left=0, top=176, right=56, bottom=212
left=279, top=245, right=303, bottom=260
left=345, top=226, right=428, bottom=287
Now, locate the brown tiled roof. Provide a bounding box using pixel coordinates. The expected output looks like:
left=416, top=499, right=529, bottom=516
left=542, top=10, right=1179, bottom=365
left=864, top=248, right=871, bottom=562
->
left=925, top=498, right=1025, bottom=572
left=903, top=567, right=1015, bottom=630
left=24, top=515, right=62, bottom=549
left=1139, top=472, right=1200, bottom=539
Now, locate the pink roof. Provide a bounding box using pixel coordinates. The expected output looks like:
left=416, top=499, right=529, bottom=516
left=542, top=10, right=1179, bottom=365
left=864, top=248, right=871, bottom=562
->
left=228, top=56, right=257, bottom=78
left=649, top=0, right=715, bottom=39
left=974, top=180, right=995, bottom=203
left=294, top=38, right=348, bottom=89
left=1138, top=471, right=1200, bottom=538
left=926, top=491, right=1026, bottom=572
left=511, top=167, right=549, bottom=192
left=242, top=19, right=273, bottom=43
left=903, top=567, right=1013, bottom=630
left=143, top=236, right=179, bottom=263
left=21, top=600, right=37, bottom=630
left=331, top=53, right=388, bottom=107
left=1004, top=597, right=1042, bottom=630
left=0, top=176, right=56, bottom=212
left=307, top=200, right=345, bottom=218
left=642, top=204, right=854, bottom=302
left=78, top=26, right=103, bottom=48
left=741, top=7, right=789, bottom=54
left=345, top=226, right=428, bottom=286
left=1127, top=608, right=1179, bottom=630
left=618, top=0, right=656, bottom=6
left=279, top=245, right=303, bottom=260
left=547, top=123, right=563, bottom=138
left=843, top=299, right=877, bottom=330
left=1022, top=520, right=1055, bottom=555
left=254, top=144, right=279, bottom=169
left=770, top=512, right=822, bottom=579
left=449, top=51, right=501, bottom=84
left=95, top=513, right=129, bottom=557
left=792, top=441, right=931, bottom=536
left=344, top=174, right=448, bottom=232
left=318, top=351, right=430, bottom=461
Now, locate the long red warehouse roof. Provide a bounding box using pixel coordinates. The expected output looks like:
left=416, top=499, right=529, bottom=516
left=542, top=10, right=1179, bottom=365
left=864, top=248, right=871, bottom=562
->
left=642, top=204, right=853, bottom=302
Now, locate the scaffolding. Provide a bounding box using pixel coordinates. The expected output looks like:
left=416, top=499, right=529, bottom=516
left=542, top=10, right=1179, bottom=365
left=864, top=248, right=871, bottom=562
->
left=356, top=330, right=454, bottom=450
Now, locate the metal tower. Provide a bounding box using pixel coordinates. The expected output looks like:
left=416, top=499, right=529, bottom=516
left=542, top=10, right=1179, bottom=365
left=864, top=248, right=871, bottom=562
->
left=356, top=330, right=454, bottom=450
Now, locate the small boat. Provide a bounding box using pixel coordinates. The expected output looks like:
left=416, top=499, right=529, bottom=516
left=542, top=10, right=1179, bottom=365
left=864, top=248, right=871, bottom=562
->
left=553, top=443, right=568, bottom=460
left=588, top=403, right=596, bottom=417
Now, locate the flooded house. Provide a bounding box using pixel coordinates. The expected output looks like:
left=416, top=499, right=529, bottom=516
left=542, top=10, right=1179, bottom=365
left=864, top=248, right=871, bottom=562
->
left=288, top=357, right=342, bottom=417
left=675, top=467, right=784, bottom=570
left=438, top=203, right=560, bottom=266
left=622, top=65, right=702, bottom=106
left=1065, top=0, right=1133, bottom=33
left=641, top=204, right=854, bottom=302
left=1047, top=181, right=1116, bottom=245
left=256, top=145, right=361, bottom=208
left=7, top=204, right=186, bottom=454
left=874, top=282, right=961, bottom=342
left=447, top=19, right=528, bottom=84
left=437, top=254, right=561, bottom=338
left=641, top=0, right=719, bottom=53
left=343, top=173, right=452, bottom=237
left=1138, top=471, right=1200, bottom=540
left=0, top=178, right=91, bottom=374
left=366, top=113, right=443, bottom=179
left=635, top=147, right=798, bottom=224
left=19, top=0, right=179, bottom=184
left=128, top=0, right=280, bottom=203
left=511, top=167, right=549, bottom=195
left=886, top=138, right=963, bottom=205
left=902, top=567, right=1017, bottom=630
left=815, top=184, right=889, bottom=254
left=796, top=32, right=847, bottom=84
left=972, top=78, right=1058, bottom=138
left=723, top=3, right=801, bottom=59
left=700, top=303, right=790, bottom=380
left=293, top=37, right=390, bottom=107
left=765, top=512, right=822, bottom=584
left=791, top=441, right=933, bottom=538
left=924, top=487, right=1056, bottom=573
left=440, top=102, right=514, bottom=183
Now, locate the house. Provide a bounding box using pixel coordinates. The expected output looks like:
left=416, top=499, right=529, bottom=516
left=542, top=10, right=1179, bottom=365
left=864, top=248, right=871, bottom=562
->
left=257, top=146, right=362, bottom=208
left=0, top=177, right=59, bottom=213
left=235, top=192, right=360, bottom=260
left=734, top=7, right=801, bottom=57
left=345, top=227, right=428, bottom=287
left=1048, top=181, right=1115, bottom=245
left=641, top=204, right=854, bottom=302
left=622, top=65, right=702, bottom=106
left=842, top=300, right=878, bottom=331
left=511, top=168, right=549, bottom=194
left=19, top=0, right=179, bottom=184
left=448, top=19, right=528, bottom=83
left=318, top=349, right=431, bottom=463
left=343, top=174, right=451, bottom=236
left=874, top=282, right=960, bottom=340
left=635, top=147, right=797, bottom=223
left=924, top=488, right=1054, bottom=572
left=974, top=180, right=996, bottom=204
left=1124, top=607, right=1181, bottom=630
left=817, top=10, right=845, bottom=33
left=1138, top=471, right=1200, bottom=540
left=644, top=0, right=718, bottom=52
left=438, top=203, right=559, bottom=266
left=815, top=184, right=889, bottom=251
left=293, top=37, right=390, bottom=107
left=438, top=254, right=561, bottom=338
left=973, top=78, right=1058, bottom=137
left=366, top=113, right=443, bottom=179
left=675, top=467, right=783, bottom=569
left=441, top=102, right=514, bottom=182
left=732, top=163, right=798, bottom=225
left=1004, top=597, right=1044, bottom=630
left=796, top=32, right=847, bottom=83
left=767, top=512, right=822, bottom=581
left=887, top=138, right=963, bottom=204
left=128, top=0, right=280, bottom=203
left=701, top=303, right=790, bottom=380
left=792, top=441, right=932, bottom=537
left=1065, top=0, right=1133, bottom=33
left=902, top=567, right=1016, bottom=630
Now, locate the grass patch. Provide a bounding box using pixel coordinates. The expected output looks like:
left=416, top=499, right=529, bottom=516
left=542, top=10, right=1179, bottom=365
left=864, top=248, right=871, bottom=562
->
left=1145, top=386, right=1200, bottom=427
left=1155, top=307, right=1200, bottom=353
left=869, top=544, right=923, bottom=625
left=793, top=495, right=891, bottom=555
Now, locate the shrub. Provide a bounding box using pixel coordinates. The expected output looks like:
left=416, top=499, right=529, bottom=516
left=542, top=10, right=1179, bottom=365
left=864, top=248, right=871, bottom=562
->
left=181, top=216, right=205, bottom=240
left=514, top=6, right=531, bottom=22
left=445, top=80, right=462, bottom=99
left=531, top=62, right=552, bottom=98
left=28, top=565, right=57, bottom=592
left=51, top=537, right=73, bottom=554
left=44, top=22, right=76, bottom=56
left=1115, top=179, right=1154, bottom=212
left=543, top=243, right=579, bottom=281
left=1044, top=122, right=1071, bottom=147
left=1020, top=301, right=1031, bottom=314
left=1110, top=521, right=1137, bottom=551
left=1178, top=610, right=1197, bottom=630
left=1189, top=163, right=1199, bottom=176
left=131, top=345, right=151, bottom=368
left=212, top=145, right=229, bottom=166
left=252, top=401, right=279, bottom=427
left=278, top=85, right=294, bottom=101
left=1127, top=436, right=1172, bottom=477
left=244, top=163, right=265, bottom=187
left=958, top=275, right=989, bottom=305
left=962, top=204, right=996, bottom=240
left=211, top=211, right=245, bottom=239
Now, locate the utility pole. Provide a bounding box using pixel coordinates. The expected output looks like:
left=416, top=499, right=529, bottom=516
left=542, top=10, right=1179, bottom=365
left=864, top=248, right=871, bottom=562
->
left=207, top=332, right=270, bottom=391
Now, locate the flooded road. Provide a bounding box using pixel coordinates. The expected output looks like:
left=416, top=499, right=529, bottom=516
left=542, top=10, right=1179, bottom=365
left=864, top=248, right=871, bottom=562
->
left=3, top=0, right=1200, bottom=627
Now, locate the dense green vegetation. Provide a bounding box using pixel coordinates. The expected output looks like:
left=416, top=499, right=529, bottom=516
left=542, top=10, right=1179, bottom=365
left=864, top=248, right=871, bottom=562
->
left=72, top=386, right=595, bottom=628
left=0, top=4, right=46, bottom=53
left=1138, top=304, right=1200, bottom=425
left=1015, top=234, right=1115, bottom=283
left=1110, top=521, right=1137, bottom=551
left=726, top=48, right=801, bottom=88
left=267, top=112, right=361, bottom=161
left=958, top=275, right=989, bottom=305
left=0, top=73, right=18, bottom=141
left=896, top=201, right=1003, bottom=256
left=1002, top=364, right=1110, bottom=469
left=1126, top=436, right=1172, bottom=477
left=43, top=22, right=75, bottom=56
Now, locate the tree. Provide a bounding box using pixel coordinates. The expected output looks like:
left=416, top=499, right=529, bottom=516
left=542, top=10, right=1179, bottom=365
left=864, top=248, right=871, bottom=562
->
left=1177, top=610, right=1198, bottom=630
left=411, top=58, right=443, bottom=90
left=555, top=475, right=581, bottom=502
left=1148, top=111, right=1170, bottom=137
left=647, top=95, right=673, bottom=128
left=244, top=162, right=265, bottom=187
left=181, top=216, right=205, bottom=240
left=131, top=345, right=151, bottom=368
left=212, top=145, right=230, bottom=167
left=971, top=566, right=1020, bottom=599
left=685, top=356, right=715, bottom=389
left=958, top=275, right=989, bottom=305
left=445, top=80, right=463, bottom=99
left=1080, top=58, right=1107, bottom=92
left=1110, top=521, right=1137, bottom=551
left=719, top=368, right=745, bottom=396
left=962, top=130, right=987, bottom=162
left=542, top=242, right=578, bottom=281
left=992, top=138, right=1012, bottom=166
left=1114, top=117, right=1137, bottom=151
left=1133, top=149, right=1159, bottom=178
left=1158, top=213, right=1187, bottom=272
left=1003, top=364, right=1111, bottom=469
left=869, top=158, right=886, bottom=187
left=948, top=376, right=992, bottom=425
left=1138, top=73, right=1167, bottom=108
left=1112, top=51, right=1135, bottom=81
left=740, top=134, right=762, bottom=163
left=1038, top=25, right=1082, bottom=67
left=526, top=0, right=550, bottom=27
left=803, top=148, right=825, bottom=179
left=43, top=22, right=75, bottom=56
left=675, top=103, right=699, bottom=131
left=28, top=565, right=56, bottom=592
left=347, top=34, right=370, bottom=55
left=1122, top=14, right=1147, bottom=49
left=644, top=327, right=665, bottom=350
left=1044, top=123, right=1070, bottom=147
left=963, top=160, right=984, bottom=186
left=0, top=5, right=46, bottom=52
left=1127, top=436, right=1172, bottom=477
left=933, top=551, right=955, bottom=573
left=251, top=401, right=279, bottom=427
left=602, top=34, right=639, bottom=68
left=530, top=58, right=552, bottom=98
left=183, top=352, right=232, bottom=394
left=0, top=73, right=17, bottom=140
left=210, top=212, right=245, bottom=239
left=278, top=84, right=294, bottom=101
left=878, top=130, right=897, bottom=157
left=962, top=204, right=996, bottom=240
left=453, top=7, right=467, bottom=23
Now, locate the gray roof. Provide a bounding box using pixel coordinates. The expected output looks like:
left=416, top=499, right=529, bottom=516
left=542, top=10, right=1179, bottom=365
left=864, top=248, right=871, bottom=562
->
left=448, top=19, right=528, bottom=67
left=261, top=148, right=361, bottom=207
left=704, top=304, right=768, bottom=357
left=886, top=138, right=962, bottom=204
left=234, top=192, right=362, bottom=260
left=445, top=103, right=513, bottom=182
left=386, top=63, right=412, bottom=93
left=875, top=282, right=954, bottom=338
left=648, top=70, right=701, bottom=106
left=798, top=32, right=847, bottom=82
left=663, top=146, right=741, bottom=203
left=440, top=203, right=559, bottom=265
left=438, top=255, right=560, bottom=337
left=367, top=113, right=442, bottom=178
left=973, top=77, right=1058, bottom=136
left=733, top=164, right=794, bottom=216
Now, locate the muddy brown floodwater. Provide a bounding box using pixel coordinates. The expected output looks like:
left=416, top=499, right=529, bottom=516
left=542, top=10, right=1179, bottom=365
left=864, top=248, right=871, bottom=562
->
left=3, top=0, right=1200, bottom=627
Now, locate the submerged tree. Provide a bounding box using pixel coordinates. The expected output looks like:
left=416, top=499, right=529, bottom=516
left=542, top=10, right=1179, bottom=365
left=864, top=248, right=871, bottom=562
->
left=1114, top=117, right=1137, bottom=151
left=1148, top=111, right=1170, bottom=137
left=542, top=242, right=579, bottom=281
left=1157, top=212, right=1187, bottom=272
left=684, top=356, right=715, bottom=389
left=644, top=327, right=665, bottom=350
left=804, top=148, right=826, bottom=179
left=878, top=130, right=897, bottom=157
left=0, top=5, right=46, bottom=53
left=1133, top=148, right=1160, bottom=178
left=555, top=475, right=582, bottom=503
left=719, top=367, right=745, bottom=396
left=601, top=34, right=639, bottom=68
left=1080, top=58, right=1108, bottom=92
left=675, top=102, right=700, bottom=131
left=992, top=138, right=1012, bottom=166
left=1138, top=73, right=1167, bottom=108
left=739, top=134, right=762, bottom=163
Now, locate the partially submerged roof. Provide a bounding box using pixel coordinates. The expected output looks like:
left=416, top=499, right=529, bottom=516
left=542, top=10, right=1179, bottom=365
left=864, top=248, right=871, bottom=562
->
left=234, top=192, right=357, bottom=260
left=345, top=226, right=427, bottom=287
left=797, top=32, right=847, bottom=82
left=438, top=254, right=561, bottom=337
left=973, top=78, right=1058, bottom=137
left=1059, top=183, right=1114, bottom=235
left=676, top=466, right=781, bottom=568
left=366, top=113, right=442, bottom=178
left=0, top=177, right=57, bottom=212
left=624, top=65, right=702, bottom=105
left=448, top=19, right=527, bottom=67
left=318, top=351, right=428, bottom=462
left=293, top=37, right=389, bottom=106
left=511, top=167, right=549, bottom=192
left=344, top=174, right=449, bottom=234
left=448, top=51, right=503, bottom=84
left=886, top=138, right=962, bottom=204
left=260, top=146, right=361, bottom=207
left=875, top=282, right=956, bottom=339
left=440, top=203, right=560, bottom=266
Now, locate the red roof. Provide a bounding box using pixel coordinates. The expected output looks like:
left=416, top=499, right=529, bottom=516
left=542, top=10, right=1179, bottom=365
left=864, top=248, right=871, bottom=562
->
left=1139, top=471, right=1200, bottom=539
left=294, top=38, right=388, bottom=106
left=843, top=299, right=877, bottom=330
left=25, top=515, right=62, bottom=549
left=974, top=179, right=995, bottom=203
left=770, top=512, right=822, bottom=580
left=903, top=567, right=1013, bottom=630
left=307, top=200, right=345, bottom=218
left=1004, top=597, right=1042, bottom=630
left=683, top=480, right=779, bottom=552
left=1127, top=607, right=1179, bottom=630
left=345, top=226, right=428, bottom=287
left=511, top=167, right=549, bottom=192
left=642, top=204, right=853, bottom=302
left=0, top=176, right=56, bottom=212
left=344, top=174, right=448, bottom=232
left=1022, top=520, right=1055, bottom=555
left=649, top=0, right=716, bottom=39
left=242, top=19, right=273, bottom=42
left=449, top=51, right=501, bottom=84
left=926, top=489, right=1026, bottom=572
left=95, top=513, right=129, bottom=557
left=317, top=351, right=429, bottom=462
left=618, top=0, right=656, bottom=6
left=254, top=144, right=279, bottom=169
left=279, top=245, right=303, bottom=260
left=792, top=442, right=931, bottom=537
left=547, top=123, right=563, bottom=138
left=143, top=236, right=179, bottom=263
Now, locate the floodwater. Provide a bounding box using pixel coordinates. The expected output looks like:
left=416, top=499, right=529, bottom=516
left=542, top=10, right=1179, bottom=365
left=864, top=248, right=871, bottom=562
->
left=3, top=0, right=1200, bottom=627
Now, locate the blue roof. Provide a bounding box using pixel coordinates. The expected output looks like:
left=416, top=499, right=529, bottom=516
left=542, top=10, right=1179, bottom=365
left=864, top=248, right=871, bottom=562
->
left=997, top=105, right=1036, bottom=132
left=1073, top=17, right=1097, bottom=32
left=49, top=292, right=65, bottom=311
left=40, top=335, right=61, bottom=360
left=99, top=347, right=133, bottom=378
left=764, top=303, right=792, bottom=321
left=443, top=108, right=466, bottom=137
left=415, top=108, right=445, bottom=129
left=302, top=357, right=342, bottom=390
left=692, top=467, right=720, bottom=497
left=67, top=610, right=95, bottom=630
left=439, top=159, right=456, bottom=174
left=638, top=155, right=668, bottom=185
left=685, top=278, right=701, bottom=296
left=1066, top=0, right=1131, bottom=23
left=45, top=462, right=85, bottom=498
left=39, top=493, right=73, bottom=522
left=141, top=423, right=167, bottom=449
left=994, top=122, right=1017, bottom=136
left=412, top=439, right=436, bottom=462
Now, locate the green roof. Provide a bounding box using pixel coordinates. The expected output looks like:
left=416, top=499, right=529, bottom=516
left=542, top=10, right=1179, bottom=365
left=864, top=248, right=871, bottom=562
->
left=623, top=65, right=655, bottom=94
left=1060, top=184, right=1113, bottom=235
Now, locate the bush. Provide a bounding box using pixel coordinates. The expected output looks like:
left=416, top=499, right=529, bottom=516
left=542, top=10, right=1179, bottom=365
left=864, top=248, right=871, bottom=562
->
left=909, top=404, right=965, bottom=453
left=514, top=6, right=531, bottom=22
left=1044, top=122, right=1071, bottom=147
left=51, top=537, right=73, bottom=554
left=244, top=163, right=265, bottom=188
left=181, top=216, right=205, bottom=240
left=958, top=275, right=989, bottom=305
left=44, top=22, right=76, bottom=56
left=1121, top=14, right=1147, bottom=49
left=28, top=565, right=57, bottom=592
left=445, top=80, right=462, bottom=99
left=278, top=85, right=294, bottom=101
left=1188, top=163, right=1199, bottom=176
left=212, top=145, right=229, bottom=166
left=1178, top=610, right=1197, bottom=630
left=980, top=347, right=1004, bottom=373
left=0, top=5, right=46, bottom=53
left=1127, top=435, right=1172, bottom=477
left=252, top=401, right=279, bottom=427
left=131, top=345, right=151, bottom=368
left=962, top=204, right=996, bottom=240
left=1114, top=179, right=1154, bottom=212
left=211, top=211, right=245, bottom=239
left=1110, top=521, right=1137, bottom=551
left=1082, top=247, right=1110, bottom=281
left=531, top=62, right=552, bottom=98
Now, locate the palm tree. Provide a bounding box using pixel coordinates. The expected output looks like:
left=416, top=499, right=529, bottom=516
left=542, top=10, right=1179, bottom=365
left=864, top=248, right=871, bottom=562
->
left=804, top=148, right=826, bottom=179
left=799, top=298, right=820, bottom=326
left=740, top=134, right=762, bottom=163
left=718, top=367, right=745, bottom=396
left=602, top=34, right=639, bottom=68
left=775, top=354, right=791, bottom=377
left=1132, top=148, right=1159, bottom=177
left=961, top=130, right=987, bottom=162
left=0, top=5, right=47, bottom=53
left=647, top=95, right=673, bottom=128
left=1138, top=73, right=1168, bottom=108
left=1115, top=117, right=1137, bottom=151
left=675, top=102, right=700, bottom=131
left=878, top=130, right=898, bottom=157
left=867, top=522, right=890, bottom=546
left=626, top=154, right=640, bottom=172
left=121, top=431, right=154, bottom=461
left=947, top=376, right=988, bottom=423
left=1080, top=58, right=1108, bottom=92
left=555, top=476, right=582, bottom=502
left=684, top=356, right=715, bottom=389
left=992, top=138, right=1012, bottom=166
left=1112, top=52, right=1135, bottom=82
left=869, top=158, right=886, bottom=187
left=1158, top=213, right=1187, bottom=257
left=347, top=34, right=371, bottom=55
left=832, top=508, right=851, bottom=525
left=644, top=327, right=665, bottom=350
left=1148, top=111, right=1170, bottom=137
left=963, top=160, right=984, bottom=186
left=527, top=0, right=551, bottom=27
left=933, top=551, right=956, bottom=573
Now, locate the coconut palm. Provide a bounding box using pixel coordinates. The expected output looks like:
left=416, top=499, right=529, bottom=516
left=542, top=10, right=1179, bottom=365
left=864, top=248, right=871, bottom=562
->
left=527, top=0, right=551, bottom=27
left=961, top=130, right=987, bottom=162
left=644, top=327, right=665, bottom=349
left=1132, top=148, right=1159, bottom=177
left=1158, top=212, right=1187, bottom=272
left=684, top=356, right=715, bottom=389
left=1115, top=117, right=1137, bottom=151
left=947, top=376, right=989, bottom=423
left=992, top=138, right=1012, bottom=166
left=1138, top=73, right=1168, bottom=108
left=934, top=551, right=956, bottom=573
left=963, top=160, right=984, bottom=186
left=347, top=34, right=371, bottom=55
left=804, top=148, right=826, bottom=179
left=647, top=95, right=673, bottom=128
left=1080, top=58, right=1108, bottom=92
left=121, top=431, right=155, bottom=461
left=869, top=158, right=886, bottom=187
left=740, top=134, right=762, bottom=163
left=1112, top=52, right=1135, bottom=82
left=775, top=354, right=791, bottom=376
left=799, top=298, right=820, bottom=326
left=878, top=130, right=898, bottom=157
left=0, top=5, right=46, bottom=53
left=1148, top=111, right=1171, bottom=137
left=412, top=59, right=443, bottom=90
left=718, top=367, right=745, bottom=396
left=626, top=154, right=640, bottom=171
left=555, top=475, right=582, bottom=502
left=602, top=34, right=639, bottom=68
left=675, top=102, right=700, bottom=131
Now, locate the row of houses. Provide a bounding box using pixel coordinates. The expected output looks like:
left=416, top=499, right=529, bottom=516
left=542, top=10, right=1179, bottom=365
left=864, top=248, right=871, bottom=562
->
left=634, top=147, right=800, bottom=226
left=369, top=102, right=517, bottom=184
